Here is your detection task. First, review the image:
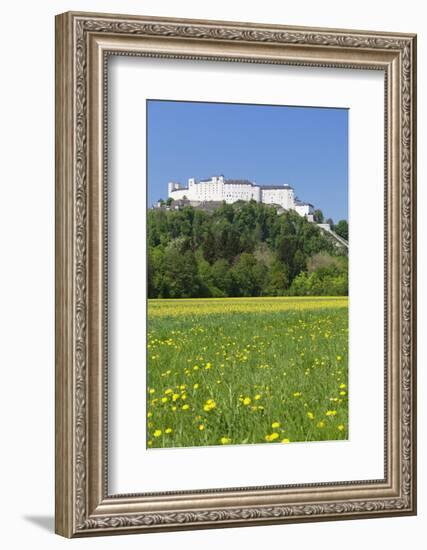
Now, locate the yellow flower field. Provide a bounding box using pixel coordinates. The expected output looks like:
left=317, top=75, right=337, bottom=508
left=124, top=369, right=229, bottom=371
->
left=147, top=296, right=348, bottom=449
left=148, top=296, right=347, bottom=318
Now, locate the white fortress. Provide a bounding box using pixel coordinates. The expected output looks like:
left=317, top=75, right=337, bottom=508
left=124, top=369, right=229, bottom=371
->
left=167, top=175, right=314, bottom=218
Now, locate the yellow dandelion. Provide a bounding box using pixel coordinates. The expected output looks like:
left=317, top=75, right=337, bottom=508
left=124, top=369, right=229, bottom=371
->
left=153, top=429, right=162, bottom=438
left=326, top=410, right=337, bottom=416
left=243, top=397, right=251, bottom=406
left=172, top=393, right=179, bottom=402
left=339, top=391, right=346, bottom=396
left=281, top=438, right=290, bottom=443
left=148, top=388, right=155, bottom=395
left=265, top=432, right=279, bottom=442
left=147, top=440, right=153, bottom=447
left=147, top=411, right=153, bottom=418
left=293, top=392, right=302, bottom=397
left=254, top=394, right=261, bottom=400
left=220, top=437, right=231, bottom=445
left=317, top=421, right=326, bottom=428
left=203, top=399, right=216, bottom=412
left=164, top=389, right=173, bottom=395
left=193, top=383, right=199, bottom=390
left=336, top=355, right=342, bottom=361
left=307, top=412, right=315, bottom=420
left=198, top=424, right=205, bottom=431
left=271, top=421, right=280, bottom=429
left=338, top=424, right=345, bottom=431
left=161, top=397, right=168, bottom=403
left=182, top=404, right=190, bottom=410
left=339, top=383, right=347, bottom=389
left=165, top=428, right=172, bottom=434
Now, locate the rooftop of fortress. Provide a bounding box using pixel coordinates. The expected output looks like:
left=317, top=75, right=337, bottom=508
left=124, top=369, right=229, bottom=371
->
left=295, top=198, right=314, bottom=207
left=171, top=177, right=294, bottom=190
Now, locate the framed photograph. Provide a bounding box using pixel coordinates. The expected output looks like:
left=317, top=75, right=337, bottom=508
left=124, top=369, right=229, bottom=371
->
left=55, top=11, right=417, bottom=537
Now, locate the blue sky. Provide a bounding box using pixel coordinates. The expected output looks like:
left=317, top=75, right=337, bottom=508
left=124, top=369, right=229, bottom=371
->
left=147, top=100, right=348, bottom=222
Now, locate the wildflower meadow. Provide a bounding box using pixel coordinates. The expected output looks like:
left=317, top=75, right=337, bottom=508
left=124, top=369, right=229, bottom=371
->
left=146, top=296, right=348, bottom=449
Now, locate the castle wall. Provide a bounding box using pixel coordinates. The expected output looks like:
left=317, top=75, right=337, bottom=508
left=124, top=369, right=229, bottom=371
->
left=167, top=176, right=312, bottom=217
left=169, top=188, right=189, bottom=201
left=223, top=183, right=259, bottom=203
left=295, top=203, right=313, bottom=216
left=190, top=177, right=224, bottom=202
left=261, top=188, right=294, bottom=209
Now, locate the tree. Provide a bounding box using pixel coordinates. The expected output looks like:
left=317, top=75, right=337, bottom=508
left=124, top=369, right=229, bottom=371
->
left=195, top=254, right=217, bottom=296
left=292, top=249, right=306, bottom=278
left=147, top=202, right=348, bottom=298
left=276, top=235, right=296, bottom=267
left=166, top=197, right=173, bottom=206
left=161, top=247, right=200, bottom=298
left=307, top=252, right=342, bottom=272
left=265, top=261, right=289, bottom=296
left=289, top=261, right=348, bottom=297
left=148, top=247, right=165, bottom=298
left=289, top=272, right=310, bottom=296
left=231, top=253, right=265, bottom=297
left=202, top=229, right=217, bottom=264
left=334, top=219, right=349, bottom=241
left=211, top=259, right=235, bottom=296
left=313, top=209, right=324, bottom=223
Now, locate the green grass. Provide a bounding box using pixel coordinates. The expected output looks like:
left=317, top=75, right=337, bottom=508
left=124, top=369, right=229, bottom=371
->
left=147, top=297, right=348, bottom=448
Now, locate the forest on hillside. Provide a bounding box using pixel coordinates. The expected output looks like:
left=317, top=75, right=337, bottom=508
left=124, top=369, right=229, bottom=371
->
left=147, top=201, right=348, bottom=299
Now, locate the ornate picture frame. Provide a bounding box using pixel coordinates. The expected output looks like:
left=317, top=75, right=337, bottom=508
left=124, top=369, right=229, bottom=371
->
left=55, top=11, right=417, bottom=537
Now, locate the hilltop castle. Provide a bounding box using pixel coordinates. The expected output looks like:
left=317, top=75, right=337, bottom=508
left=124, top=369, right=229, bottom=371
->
left=167, top=175, right=314, bottom=219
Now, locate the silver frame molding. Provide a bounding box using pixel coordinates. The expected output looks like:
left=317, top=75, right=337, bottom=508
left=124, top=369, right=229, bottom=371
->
left=55, top=11, right=417, bottom=538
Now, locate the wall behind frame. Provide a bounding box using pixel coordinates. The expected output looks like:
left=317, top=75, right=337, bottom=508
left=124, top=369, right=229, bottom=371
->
left=0, top=0, right=424, bottom=548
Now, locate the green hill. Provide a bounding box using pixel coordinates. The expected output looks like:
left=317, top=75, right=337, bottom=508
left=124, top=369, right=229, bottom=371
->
left=148, top=201, right=348, bottom=299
